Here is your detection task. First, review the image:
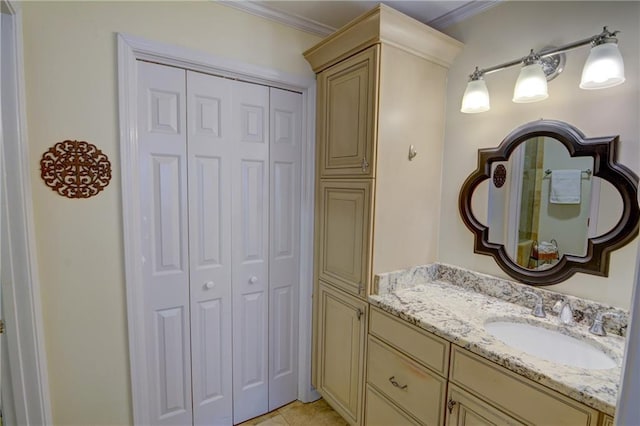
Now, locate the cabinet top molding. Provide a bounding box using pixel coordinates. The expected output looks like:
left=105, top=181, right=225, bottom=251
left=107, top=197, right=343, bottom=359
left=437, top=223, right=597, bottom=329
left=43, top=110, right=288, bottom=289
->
left=303, top=4, right=463, bottom=73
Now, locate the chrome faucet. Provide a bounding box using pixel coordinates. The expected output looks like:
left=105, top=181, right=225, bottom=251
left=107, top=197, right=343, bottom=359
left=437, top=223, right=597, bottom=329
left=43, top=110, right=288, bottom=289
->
left=554, top=299, right=574, bottom=325
left=589, top=311, right=621, bottom=336
left=524, top=291, right=546, bottom=318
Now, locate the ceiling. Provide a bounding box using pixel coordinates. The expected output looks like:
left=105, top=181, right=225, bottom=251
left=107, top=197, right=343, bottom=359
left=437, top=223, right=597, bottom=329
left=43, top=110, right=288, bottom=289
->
left=222, top=0, right=501, bottom=36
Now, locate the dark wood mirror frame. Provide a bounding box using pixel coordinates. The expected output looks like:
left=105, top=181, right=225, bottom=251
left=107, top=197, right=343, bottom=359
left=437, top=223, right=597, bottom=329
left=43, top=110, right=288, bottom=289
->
left=459, top=119, right=640, bottom=285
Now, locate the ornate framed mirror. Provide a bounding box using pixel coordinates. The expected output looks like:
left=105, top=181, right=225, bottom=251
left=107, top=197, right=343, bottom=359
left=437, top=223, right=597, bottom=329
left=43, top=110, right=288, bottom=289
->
left=459, top=119, right=640, bottom=285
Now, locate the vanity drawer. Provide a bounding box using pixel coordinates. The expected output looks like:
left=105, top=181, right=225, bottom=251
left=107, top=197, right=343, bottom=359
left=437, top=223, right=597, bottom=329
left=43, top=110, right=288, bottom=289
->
left=365, top=385, right=419, bottom=426
left=369, top=306, right=450, bottom=376
left=450, top=346, right=600, bottom=425
left=367, top=336, right=446, bottom=425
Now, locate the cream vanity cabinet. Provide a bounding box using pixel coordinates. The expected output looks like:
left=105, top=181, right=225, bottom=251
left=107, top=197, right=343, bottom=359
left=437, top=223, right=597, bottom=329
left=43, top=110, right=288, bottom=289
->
left=600, top=415, right=614, bottom=426
left=306, top=5, right=462, bottom=298
left=304, top=8, right=461, bottom=424
left=367, top=307, right=449, bottom=425
left=316, top=282, right=368, bottom=424
left=368, top=306, right=608, bottom=426
left=448, top=347, right=600, bottom=425
left=317, top=46, right=378, bottom=179
left=317, top=180, right=373, bottom=296
left=445, top=384, right=523, bottom=425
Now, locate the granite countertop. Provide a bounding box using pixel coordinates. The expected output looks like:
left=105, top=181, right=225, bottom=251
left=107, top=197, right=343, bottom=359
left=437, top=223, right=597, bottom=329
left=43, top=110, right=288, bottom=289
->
left=370, top=263, right=628, bottom=416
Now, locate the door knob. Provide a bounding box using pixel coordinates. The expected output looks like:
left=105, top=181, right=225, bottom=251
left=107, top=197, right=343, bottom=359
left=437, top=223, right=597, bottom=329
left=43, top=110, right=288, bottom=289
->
left=249, top=276, right=258, bottom=284
left=204, top=281, right=215, bottom=290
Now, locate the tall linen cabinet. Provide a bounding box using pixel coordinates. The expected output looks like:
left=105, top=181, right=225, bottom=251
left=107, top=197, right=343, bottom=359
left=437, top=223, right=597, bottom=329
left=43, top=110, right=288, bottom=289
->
left=303, top=5, right=462, bottom=425
left=134, top=61, right=302, bottom=425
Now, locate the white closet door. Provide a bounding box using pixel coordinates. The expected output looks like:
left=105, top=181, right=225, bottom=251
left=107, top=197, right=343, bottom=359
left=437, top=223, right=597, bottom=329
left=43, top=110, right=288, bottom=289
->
left=232, top=81, right=270, bottom=424
left=187, top=71, right=234, bottom=425
left=138, top=61, right=192, bottom=426
left=268, top=88, right=301, bottom=411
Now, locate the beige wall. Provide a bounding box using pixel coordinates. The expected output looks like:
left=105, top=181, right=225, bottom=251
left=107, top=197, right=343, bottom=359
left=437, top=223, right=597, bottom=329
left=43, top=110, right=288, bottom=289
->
left=20, top=2, right=320, bottom=425
left=21, top=0, right=640, bottom=423
left=538, top=139, right=593, bottom=257
left=440, top=1, right=639, bottom=309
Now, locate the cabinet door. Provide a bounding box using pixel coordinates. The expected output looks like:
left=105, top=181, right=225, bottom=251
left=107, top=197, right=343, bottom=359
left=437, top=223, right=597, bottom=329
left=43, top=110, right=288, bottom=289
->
left=318, top=180, right=373, bottom=297
left=317, top=282, right=367, bottom=425
left=317, top=46, right=378, bottom=178
left=446, top=385, right=524, bottom=426
left=600, top=414, right=614, bottom=426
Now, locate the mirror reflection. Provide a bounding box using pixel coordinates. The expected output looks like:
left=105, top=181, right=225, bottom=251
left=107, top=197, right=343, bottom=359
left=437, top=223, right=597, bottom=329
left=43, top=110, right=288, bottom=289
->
left=459, top=119, right=639, bottom=285
left=486, top=137, right=596, bottom=271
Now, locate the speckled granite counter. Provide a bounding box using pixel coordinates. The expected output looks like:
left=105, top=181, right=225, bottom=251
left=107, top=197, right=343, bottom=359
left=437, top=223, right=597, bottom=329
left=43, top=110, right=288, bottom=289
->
left=370, top=263, right=628, bottom=416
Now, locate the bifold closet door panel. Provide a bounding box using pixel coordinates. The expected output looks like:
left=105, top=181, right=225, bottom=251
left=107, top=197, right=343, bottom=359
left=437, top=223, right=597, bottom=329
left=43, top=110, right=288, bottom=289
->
left=232, top=80, right=270, bottom=424
left=137, top=61, right=193, bottom=425
left=268, top=87, right=302, bottom=411
left=186, top=71, right=234, bottom=425
left=137, top=63, right=301, bottom=426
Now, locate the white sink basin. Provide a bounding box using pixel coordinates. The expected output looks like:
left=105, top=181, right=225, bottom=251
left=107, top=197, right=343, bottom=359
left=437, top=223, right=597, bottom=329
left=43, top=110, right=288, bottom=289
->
left=484, top=320, right=617, bottom=370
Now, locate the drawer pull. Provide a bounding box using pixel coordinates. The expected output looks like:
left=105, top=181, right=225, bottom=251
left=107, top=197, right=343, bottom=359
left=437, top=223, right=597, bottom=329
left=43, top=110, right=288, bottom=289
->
left=447, top=398, right=457, bottom=414
left=356, top=309, right=364, bottom=320
left=361, top=157, right=369, bottom=172
left=388, top=376, right=408, bottom=390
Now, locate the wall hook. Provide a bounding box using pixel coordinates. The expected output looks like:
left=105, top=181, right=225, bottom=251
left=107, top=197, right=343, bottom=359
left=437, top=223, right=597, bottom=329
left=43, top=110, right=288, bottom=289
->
left=408, top=145, right=417, bottom=161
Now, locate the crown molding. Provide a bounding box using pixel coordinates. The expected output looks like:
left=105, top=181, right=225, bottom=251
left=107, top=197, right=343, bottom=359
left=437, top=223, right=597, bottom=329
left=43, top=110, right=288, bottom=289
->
left=428, top=0, right=501, bottom=30
left=218, top=1, right=501, bottom=38
left=218, top=1, right=335, bottom=37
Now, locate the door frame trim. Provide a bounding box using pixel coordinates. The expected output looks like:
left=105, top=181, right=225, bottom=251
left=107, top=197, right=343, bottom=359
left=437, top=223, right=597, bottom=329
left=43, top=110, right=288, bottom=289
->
left=117, top=33, right=318, bottom=424
left=0, top=1, right=52, bottom=424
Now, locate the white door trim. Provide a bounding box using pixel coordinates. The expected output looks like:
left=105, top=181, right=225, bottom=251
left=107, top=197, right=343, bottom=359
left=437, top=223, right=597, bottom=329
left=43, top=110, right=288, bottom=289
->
left=0, top=1, right=52, bottom=424
left=587, top=177, right=601, bottom=238
left=506, top=146, right=524, bottom=259
left=117, top=33, right=318, bottom=424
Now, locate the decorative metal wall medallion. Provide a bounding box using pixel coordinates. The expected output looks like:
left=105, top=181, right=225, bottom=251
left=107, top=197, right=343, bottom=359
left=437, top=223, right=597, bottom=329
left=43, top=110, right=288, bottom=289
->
left=539, top=47, right=566, bottom=82
left=493, top=164, right=507, bottom=188
left=40, top=140, right=112, bottom=199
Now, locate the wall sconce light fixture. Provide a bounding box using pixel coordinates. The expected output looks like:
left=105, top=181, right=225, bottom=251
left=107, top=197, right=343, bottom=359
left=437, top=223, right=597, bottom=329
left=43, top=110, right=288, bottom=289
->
left=461, top=27, right=625, bottom=113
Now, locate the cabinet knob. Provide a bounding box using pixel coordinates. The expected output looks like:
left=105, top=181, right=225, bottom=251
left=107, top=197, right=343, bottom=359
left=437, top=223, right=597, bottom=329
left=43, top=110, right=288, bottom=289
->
left=204, top=281, right=215, bottom=290
left=447, top=398, right=457, bottom=414
left=249, top=276, right=258, bottom=284
left=361, top=157, right=369, bottom=172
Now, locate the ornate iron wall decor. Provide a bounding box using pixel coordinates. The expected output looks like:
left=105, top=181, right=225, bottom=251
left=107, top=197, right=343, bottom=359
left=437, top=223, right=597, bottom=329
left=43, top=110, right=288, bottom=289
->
left=493, top=164, right=507, bottom=188
left=40, top=140, right=112, bottom=199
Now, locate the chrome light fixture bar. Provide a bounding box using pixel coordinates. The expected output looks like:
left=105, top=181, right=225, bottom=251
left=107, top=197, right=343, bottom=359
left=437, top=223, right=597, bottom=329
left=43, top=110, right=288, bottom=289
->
left=461, top=27, right=625, bottom=113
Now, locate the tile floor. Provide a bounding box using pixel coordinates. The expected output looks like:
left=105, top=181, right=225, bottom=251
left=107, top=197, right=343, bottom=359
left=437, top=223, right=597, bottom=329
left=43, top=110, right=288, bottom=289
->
left=238, top=399, right=348, bottom=426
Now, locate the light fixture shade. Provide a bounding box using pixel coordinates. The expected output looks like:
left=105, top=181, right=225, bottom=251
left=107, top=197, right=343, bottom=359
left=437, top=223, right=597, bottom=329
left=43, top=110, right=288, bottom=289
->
left=461, top=79, right=490, bottom=113
left=513, top=63, right=549, bottom=103
left=580, top=42, right=625, bottom=89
